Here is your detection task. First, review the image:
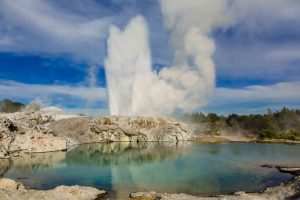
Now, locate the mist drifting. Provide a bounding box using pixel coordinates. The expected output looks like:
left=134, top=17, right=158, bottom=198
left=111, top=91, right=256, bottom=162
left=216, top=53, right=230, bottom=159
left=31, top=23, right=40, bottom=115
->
left=105, top=0, right=235, bottom=116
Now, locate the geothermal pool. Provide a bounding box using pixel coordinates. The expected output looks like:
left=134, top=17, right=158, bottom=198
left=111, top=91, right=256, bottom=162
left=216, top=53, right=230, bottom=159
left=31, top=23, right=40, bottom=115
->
left=1, top=142, right=300, bottom=199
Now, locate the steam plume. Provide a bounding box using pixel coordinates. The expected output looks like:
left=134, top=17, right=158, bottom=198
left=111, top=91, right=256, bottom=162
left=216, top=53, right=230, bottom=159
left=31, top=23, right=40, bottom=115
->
left=105, top=1, right=235, bottom=116
left=105, top=16, right=152, bottom=115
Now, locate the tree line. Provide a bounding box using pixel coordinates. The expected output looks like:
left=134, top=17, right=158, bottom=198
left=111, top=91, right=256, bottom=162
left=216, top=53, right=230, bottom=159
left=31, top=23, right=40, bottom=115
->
left=182, top=107, right=300, bottom=141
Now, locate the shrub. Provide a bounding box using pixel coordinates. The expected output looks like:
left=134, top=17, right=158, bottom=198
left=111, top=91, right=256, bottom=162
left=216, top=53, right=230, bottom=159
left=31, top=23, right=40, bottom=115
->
left=0, top=99, right=25, bottom=113
left=258, top=129, right=278, bottom=139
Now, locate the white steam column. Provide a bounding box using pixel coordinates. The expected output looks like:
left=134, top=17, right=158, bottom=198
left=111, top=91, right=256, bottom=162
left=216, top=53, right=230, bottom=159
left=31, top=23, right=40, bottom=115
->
left=105, top=16, right=152, bottom=116
left=105, top=0, right=234, bottom=116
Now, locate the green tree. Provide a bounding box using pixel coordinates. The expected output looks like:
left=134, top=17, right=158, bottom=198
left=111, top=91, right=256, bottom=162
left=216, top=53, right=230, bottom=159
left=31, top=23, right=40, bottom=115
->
left=0, top=99, right=25, bottom=113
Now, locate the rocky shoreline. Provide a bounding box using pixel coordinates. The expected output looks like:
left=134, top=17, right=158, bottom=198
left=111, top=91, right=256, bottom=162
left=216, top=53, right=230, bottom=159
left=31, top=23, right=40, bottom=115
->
left=191, top=135, right=300, bottom=144
left=129, top=166, right=300, bottom=200
left=0, top=178, right=106, bottom=200
left=0, top=166, right=299, bottom=200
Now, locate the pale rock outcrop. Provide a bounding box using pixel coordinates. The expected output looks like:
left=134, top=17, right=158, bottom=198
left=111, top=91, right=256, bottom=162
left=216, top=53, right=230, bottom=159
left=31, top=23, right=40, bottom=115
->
left=0, top=112, right=67, bottom=158
left=1, top=112, right=192, bottom=158
left=0, top=117, right=17, bottom=158
left=9, top=127, right=66, bottom=154
left=49, top=116, right=192, bottom=145
left=87, top=116, right=193, bottom=142
left=0, top=178, right=106, bottom=200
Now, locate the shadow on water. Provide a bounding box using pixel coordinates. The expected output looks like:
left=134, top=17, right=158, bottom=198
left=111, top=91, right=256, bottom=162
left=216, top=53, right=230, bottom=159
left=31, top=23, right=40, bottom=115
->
left=1, top=142, right=300, bottom=199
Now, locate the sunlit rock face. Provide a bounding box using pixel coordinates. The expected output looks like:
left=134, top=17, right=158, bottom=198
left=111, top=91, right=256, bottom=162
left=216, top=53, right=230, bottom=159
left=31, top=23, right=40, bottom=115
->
left=0, top=112, right=193, bottom=158
left=0, top=117, right=16, bottom=158
left=89, top=116, right=192, bottom=142
left=49, top=116, right=192, bottom=145
left=0, top=112, right=67, bottom=158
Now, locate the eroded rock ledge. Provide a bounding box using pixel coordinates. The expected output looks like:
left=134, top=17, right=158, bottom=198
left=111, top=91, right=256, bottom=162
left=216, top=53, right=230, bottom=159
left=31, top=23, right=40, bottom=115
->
left=0, top=112, right=192, bottom=158
left=0, top=178, right=106, bottom=200
left=49, top=115, right=192, bottom=145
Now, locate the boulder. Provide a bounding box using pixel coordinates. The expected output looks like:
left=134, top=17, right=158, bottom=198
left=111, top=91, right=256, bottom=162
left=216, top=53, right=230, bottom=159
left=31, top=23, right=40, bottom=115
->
left=0, top=178, right=106, bottom=200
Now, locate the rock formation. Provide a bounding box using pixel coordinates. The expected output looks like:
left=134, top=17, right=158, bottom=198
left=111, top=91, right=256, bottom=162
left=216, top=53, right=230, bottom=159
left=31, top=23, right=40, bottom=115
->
left=129, top=176, right=300, bottom=200
left=0, top=112, right=67, bottom=158
left=0, top=117, right=16, bottom=158
left=49, top=116, right=192, bottom=145
left=0, top=112, right=192, bottom=158
left=0, top=178, right=106, bottom=200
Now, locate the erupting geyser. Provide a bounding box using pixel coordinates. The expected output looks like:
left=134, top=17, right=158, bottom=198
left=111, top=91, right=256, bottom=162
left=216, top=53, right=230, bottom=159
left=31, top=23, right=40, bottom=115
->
left=105, top=16, right=152, bottom=116
left=105, top=0, right=235, bottom=116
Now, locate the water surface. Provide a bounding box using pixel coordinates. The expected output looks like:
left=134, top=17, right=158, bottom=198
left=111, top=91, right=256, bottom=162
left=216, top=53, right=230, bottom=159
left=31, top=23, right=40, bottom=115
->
left=1, top=142, right=300, bottom=199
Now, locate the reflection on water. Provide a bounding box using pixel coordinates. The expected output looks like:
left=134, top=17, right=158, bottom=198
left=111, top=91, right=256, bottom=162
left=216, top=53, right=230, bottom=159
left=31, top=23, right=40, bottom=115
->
left=65, top=142, right=187, bottom=166
left=1, top=142, right=300, bottom=199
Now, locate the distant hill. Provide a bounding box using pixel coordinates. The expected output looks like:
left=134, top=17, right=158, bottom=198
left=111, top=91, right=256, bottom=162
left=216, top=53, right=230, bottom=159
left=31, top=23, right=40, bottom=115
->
left=0, top=99, right=25, bottom=113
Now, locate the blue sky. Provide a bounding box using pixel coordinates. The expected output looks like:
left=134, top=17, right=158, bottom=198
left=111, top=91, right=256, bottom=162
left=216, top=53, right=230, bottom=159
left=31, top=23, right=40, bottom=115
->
left=0, top=0, right=300, bottom=115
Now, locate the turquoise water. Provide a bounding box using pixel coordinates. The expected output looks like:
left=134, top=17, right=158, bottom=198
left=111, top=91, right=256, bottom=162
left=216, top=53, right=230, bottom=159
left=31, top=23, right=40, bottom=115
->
left=1, top=142, right=300, bottom=199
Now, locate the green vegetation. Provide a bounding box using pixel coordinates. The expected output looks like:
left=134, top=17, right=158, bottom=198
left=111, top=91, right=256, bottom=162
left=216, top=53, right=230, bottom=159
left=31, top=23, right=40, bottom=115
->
left=182, top=107, right=300, bottom=141
left=258, top=130, right=300, bottom=140
left=0, top=99, right=25, bottom=113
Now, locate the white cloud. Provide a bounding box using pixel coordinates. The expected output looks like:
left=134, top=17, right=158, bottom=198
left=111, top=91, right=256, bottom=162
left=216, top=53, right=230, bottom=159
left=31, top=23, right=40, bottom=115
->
left=0, top=0, right=112, bottom=63
left=232, top=0, right=300, bottom=23
left=0, top=79, right=107, bottom=104
left=265, top=48, right=300, bottom=62
left=204, top=81, right=300, bottom=114
left=215, top=82, right=300, bottom=103
left=214, top=0, right=300, bottom=81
